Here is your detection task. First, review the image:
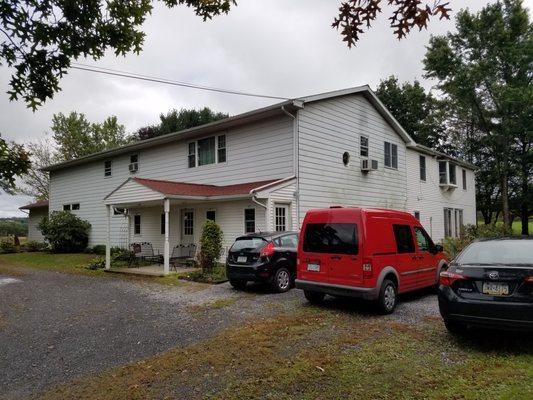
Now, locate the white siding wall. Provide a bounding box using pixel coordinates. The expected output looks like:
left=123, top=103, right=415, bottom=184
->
left=297, top=94, right=407, bottom=226
left=127, top=200, right=266, bottom=257
left=406, top=149, right=476, bottom=242
left=266, top=182, right=297, bottom=231
left=27, top=208, right=47, bottom=243
left=49, top=115, right=293, bottom=246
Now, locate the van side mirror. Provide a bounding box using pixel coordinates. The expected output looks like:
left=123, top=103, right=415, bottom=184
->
left=434, top=244, right=443, bottom=253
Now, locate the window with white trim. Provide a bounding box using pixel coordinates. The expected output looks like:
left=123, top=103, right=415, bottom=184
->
left=419, top=155, right=426, bottom=181
left=462, top=169, right=467, bottom=190
left=384, top=142, right=398, bottom=169
left=183, top=211, right=194, bottom=236
left=244, top=208, right=255, bottom=233
left=449, top=163, right=457, bottom=185
left=134, top=215, right=141, bottom=235
left=275, top=205, right=289, bottom=232
left=206, top=210, right=216, bottom=221
left=217, top=135, right=226, bottom=163
left=439, top=161, right=448, bottom=184
left=188, top=135, right=226, bottom=167
left=104, top=160, right=112, bottom=177
left=360, top=135, right=369, bottom=157
left=188, top=142, right=196, bottom=168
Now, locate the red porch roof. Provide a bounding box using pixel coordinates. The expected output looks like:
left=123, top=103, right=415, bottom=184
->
left=132, top=178, right=280, bottom=198
left=19, top=199, right=49, bottom=210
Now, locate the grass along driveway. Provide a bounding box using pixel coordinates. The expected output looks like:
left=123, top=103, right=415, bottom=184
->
left=37, top=303, right=533, bottom=400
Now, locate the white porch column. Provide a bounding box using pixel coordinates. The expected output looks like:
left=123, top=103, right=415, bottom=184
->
left=105, top=204, right=111, bottom=270
left=163, top=198, right=170, bottom=275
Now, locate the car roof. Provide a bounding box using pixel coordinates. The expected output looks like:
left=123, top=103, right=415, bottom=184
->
left=237, top=231, right=298, bottom=239
left=474, top=236, right=533, bottom=242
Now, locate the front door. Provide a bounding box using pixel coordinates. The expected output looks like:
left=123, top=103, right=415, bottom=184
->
left=181, top=209, right=195, bottom=244
left=274, top=204, right=290, bottom=232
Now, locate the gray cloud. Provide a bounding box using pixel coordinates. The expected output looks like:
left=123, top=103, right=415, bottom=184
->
left=0, top=0, right=516, bottom=216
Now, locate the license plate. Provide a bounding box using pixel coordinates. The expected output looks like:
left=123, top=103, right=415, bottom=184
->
left=237, top=256, right=247, bottom=263
left=482, top=282, right=509, bottom=296
left=307, top=263, right=320, bottom=272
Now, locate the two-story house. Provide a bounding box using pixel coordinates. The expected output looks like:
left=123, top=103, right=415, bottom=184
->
left=22, top=86, right=476, bottom=274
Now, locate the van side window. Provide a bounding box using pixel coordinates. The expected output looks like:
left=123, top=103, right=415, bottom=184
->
left=393, top=224, right=415, bottom=253
left=303, top=223, right=358, bottom=255
left=414, top=227, right=435, bottom=253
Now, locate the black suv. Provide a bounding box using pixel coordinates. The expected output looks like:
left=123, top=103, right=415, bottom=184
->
left=226, top=231, right=298, bottom=292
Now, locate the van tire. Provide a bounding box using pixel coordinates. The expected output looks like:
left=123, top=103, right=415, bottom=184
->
left=377, top=279, right=397, bottom=314
left=304, top=290, right=325, bottom=304
left=272, top=268, right=291, bottom=293
left=229, top=279, right=247, bottom=290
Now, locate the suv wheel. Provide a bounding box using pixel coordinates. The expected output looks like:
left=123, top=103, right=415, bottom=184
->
left=444, top=320, right=468, bottom=335
left=229, top=279, right=247, bottom=290
left=272, top=268, right=292, bottom=293
left=377, top=279, right=397, bottom=314
left=304, top=290, right=325, bottom=304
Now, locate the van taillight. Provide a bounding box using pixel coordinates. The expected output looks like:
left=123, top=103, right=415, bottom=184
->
left=363, top=258, right=372, bottom=279
left=439, top=271, right=467, bottom=286
left=260, top=242, right=275, bottom=258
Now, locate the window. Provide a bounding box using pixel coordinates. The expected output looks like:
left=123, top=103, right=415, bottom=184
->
left=454, top=209, right=464, bottom=237
left=71, top=203, right=80, bottom=210
left=392, top=224, right=415, bottom=253
left=414, top=227, right=434, bottom=253
left=449, top=163, right=457, bottom=185
left=462, top=169, right=467, bottom=190
left=275, top=205, right=288, bottom=232
left=244, top=208, right=255, bottom=233
left=217, top=135, right=226, bottom=163
left=279, top=234, right=298, bottom=248
left=160, top=214, right=165, bottom=235
left=439, top=161, right=447, bottom=184
left=104, top=160, right=112, bottom=177
left=206, top=210, right=216, bottom=221
left=183, top=211, right=194, bottom=236
left=384, top=142, right=398, bottom=169
left=414, top=211, right=420, bottom=221
left=113, top=207, right=126, bottom=216
left=63, top=204, right=71, bottom=211
left=360, top=136, right=369, bottom=157
left=303, top=223, right=358, bottom=255
left=444, top=208, right=453, bottom=237
left=188, top=142, right=196, bottom=168
left=419, top=155, right=426, bottom=181
left=130, top=154, right=138, bottom=163
left=134, top=215, right=141, bottom=235
left=189, top=135, right=226, bottom=167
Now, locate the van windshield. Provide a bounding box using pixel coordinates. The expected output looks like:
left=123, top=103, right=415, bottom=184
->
left=303, top=223, right=358, bottom=255
left=231, top=237, right=267, bottom=252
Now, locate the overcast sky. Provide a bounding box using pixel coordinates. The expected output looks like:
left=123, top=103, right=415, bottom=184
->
left=1, top=0, right=530, bottom=217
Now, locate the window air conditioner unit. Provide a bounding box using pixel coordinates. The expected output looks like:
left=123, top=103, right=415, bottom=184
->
left=361, top=159, right=371, bottom=172
left=128, top=162, right=138, bottom=173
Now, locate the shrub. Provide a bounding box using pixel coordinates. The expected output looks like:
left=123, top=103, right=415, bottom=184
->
left=23, top=240, right=48, bottom=252
left=443, top=223, right=513, bottom=259
left=86, top=256, right=106, bottom=270
left=38, top=211, right=91, bottom=253
left=0, top=238, right=17, bottom=254
left=199, top=220, right=223, bottom=272
left=91, top=244, right=106, bottom=255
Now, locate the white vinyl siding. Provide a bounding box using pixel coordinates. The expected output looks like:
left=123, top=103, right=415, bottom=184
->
left=26, top=208, right=47, bottom=243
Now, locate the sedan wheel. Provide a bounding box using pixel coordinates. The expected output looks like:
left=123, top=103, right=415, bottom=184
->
left=272, top=268, right=291, bottom=293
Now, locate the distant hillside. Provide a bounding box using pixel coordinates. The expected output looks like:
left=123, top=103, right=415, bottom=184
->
left=0, top=217, right=28, bottom=236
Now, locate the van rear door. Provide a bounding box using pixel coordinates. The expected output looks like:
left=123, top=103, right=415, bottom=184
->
left=299, top=221, right=331, bottom=283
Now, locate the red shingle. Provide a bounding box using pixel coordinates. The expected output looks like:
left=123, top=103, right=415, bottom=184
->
left=19, top=199, right=49, bottom=210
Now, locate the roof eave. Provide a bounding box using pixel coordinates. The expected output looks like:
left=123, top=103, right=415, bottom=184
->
left=407, top=143, right=477, bottom=170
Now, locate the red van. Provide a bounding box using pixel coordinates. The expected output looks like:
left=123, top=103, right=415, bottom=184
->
left=296, top=207, right=447, bottom=313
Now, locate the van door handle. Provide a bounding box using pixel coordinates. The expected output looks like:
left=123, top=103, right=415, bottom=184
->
left=330, top=256, right=342, bottom=261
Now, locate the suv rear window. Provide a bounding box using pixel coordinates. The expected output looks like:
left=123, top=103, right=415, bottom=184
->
left=230, top=237, right=267, bottom=252
left=303, top=223, right=358, bottom=255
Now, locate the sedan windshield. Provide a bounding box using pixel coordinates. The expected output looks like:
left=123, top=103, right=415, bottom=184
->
left=231, top=237, right=267, bottom=252
left=456, top=240, right=533, bottom=266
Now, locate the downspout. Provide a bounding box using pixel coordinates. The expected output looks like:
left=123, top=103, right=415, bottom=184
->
left=250, top=191, right=267, bottom=209
left=281, top=105, right=300, bottom=227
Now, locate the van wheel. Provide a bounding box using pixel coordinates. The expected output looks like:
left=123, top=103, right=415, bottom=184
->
left=444, top=320, right=468, bottom=335
left=304, top=290, right=325, bottom=304
left=377, top=279, right=397, bottom=314
left=272, top=268, right=291, bottom=293
left=229, top=279, right=247, bottom=290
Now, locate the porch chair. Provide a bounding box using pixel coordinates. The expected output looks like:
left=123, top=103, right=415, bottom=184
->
left=129, top=242, right=163, bottom=266
left=169, top=244, right=197, bottom=271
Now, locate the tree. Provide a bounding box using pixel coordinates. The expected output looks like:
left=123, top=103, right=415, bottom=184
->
left=424, top=0, right=532, bottom=231
left=0, top=134, right=31, bottom=194
left=52, top=112, right=131, bottom=161
left=375, top=76, right=446, bottom=149
left=18, top=136, right=56, bottom=200
left=38, top=211, right=91, bottom=252
left=1, top=1, right=451, bottom=109
left=134, top=107, right=229, bottom=140
left=198, top=220, right=223, bottom=273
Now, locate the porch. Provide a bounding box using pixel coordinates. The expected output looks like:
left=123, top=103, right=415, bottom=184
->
left=103, top=176, right=297, bottom=275
left=106, top=264, right=201, bottom=277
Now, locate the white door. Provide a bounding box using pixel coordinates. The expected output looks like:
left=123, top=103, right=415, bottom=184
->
left=181, top=209, right=195, bottom=244
left=274, top=204, right=290, bottom=232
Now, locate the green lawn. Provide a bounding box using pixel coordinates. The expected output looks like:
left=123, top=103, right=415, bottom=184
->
left=477, top=220, right=532, bottom=235
left=0, top=252, right=98, bottom=275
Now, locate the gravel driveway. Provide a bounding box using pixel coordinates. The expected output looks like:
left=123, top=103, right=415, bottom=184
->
left=0, top=267, right=438, bottom=399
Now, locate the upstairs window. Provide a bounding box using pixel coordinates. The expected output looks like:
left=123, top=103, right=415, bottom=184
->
left=360, top=135, right=369, bottom=157
left=419, top=155, right=426, bottom=181
left=244, top=208, right=255, bottom=233
left=439, top=161, right=447, bottom=184
left=449, top=163, right=457, bottom=185
left=130, top=154, right=138, bottom=164
left=188, top=135, right=226, bottom=167
left=462, top=169, right=467, bottom=190
left=384, top=142, right=398, bottom=169
left=104, top=160, right=112, bottom=177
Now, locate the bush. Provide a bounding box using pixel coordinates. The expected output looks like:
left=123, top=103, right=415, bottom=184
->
left=199, top=220, right=223, bottom=272
left=38, top=211, right=91, bottom=253
left=443, top=223, right=513, bottom=259
left=23, top=240, right=48, bottom=252
left=86, top=256, right=106, bottom=270
left=90, top=244, right=107, bottom=255
left=0, top=238, right=17, bottom=254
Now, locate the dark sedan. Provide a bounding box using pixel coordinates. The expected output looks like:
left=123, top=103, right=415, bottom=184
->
left=226, top=231, right=298, bottom=292
left=438, top=237, right=533, bottom=333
